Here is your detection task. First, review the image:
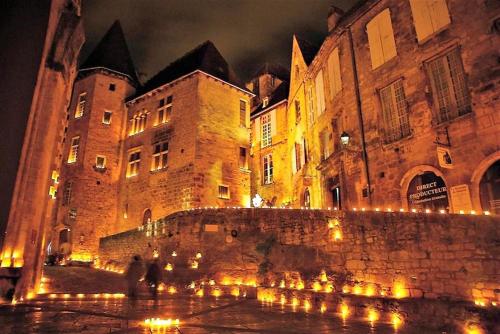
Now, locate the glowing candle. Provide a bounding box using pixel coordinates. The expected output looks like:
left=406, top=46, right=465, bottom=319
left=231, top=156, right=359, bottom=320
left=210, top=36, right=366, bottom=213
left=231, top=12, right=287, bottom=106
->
left=168, top=286, right=176, bottom=294
left=367, top=308, right=379, bottom=324
left=392, top=313, right=403, bottom=330
left=340, top=303, right=349, bottom=320
left=320, top=302, right=327, bottom=313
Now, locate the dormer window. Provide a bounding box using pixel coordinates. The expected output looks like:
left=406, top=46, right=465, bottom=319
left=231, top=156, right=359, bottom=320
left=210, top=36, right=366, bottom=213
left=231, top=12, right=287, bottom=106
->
left=262, top=97, right=269, bottom=108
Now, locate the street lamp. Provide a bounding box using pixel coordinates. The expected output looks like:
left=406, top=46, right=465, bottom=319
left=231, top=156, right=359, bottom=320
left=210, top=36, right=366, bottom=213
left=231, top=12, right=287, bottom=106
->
left=340, top=131, right=350, bottom=146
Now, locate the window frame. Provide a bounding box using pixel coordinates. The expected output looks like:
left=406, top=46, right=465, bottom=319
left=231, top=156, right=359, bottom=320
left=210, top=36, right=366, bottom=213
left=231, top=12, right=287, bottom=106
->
left=67, top=136, right=80, bottom=164
left=151, top=141, right=169, bottom=171
left=239, top=99, right=247, bottom=127
left=218, top=184, right=230, bottom=199
left=378, top=78, right=411, bottom=143
left=157, top=95, right=173, bottom=126
left=102, top=110, right=112, bottom=124
left=75, top=92, right=86, bottom=119
left=263, top=153, right=273, bottom=185
left=95, top=155, right=107, bottom=169
left=261, top=113, right=272, bottom=148
left=126, top=148, right=141, bottom=178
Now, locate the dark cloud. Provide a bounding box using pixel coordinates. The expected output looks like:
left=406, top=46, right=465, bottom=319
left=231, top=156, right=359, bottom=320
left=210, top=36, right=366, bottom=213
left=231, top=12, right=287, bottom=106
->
left=81, top=0, right=357, bottom=82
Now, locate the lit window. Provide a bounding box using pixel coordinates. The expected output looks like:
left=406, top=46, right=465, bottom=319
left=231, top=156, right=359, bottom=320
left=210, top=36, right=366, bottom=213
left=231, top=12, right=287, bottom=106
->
left=127, top=150, right=141, bottom=177
left=261, top=114, right=272, bottom=148
left=239, top=147, right=247, bottom=169
left=379, top=79, right=411, bottom=143
left=67, top=136, right=80, bottom=163
left=51, top=170, right=59, bottom=183
left=426, top=48, right=471, bottom=123
left=410, top=0, right=450, bottom=42
left=129, top=111, right=148, bottom=135
left=294, top=100, right=301, bottom=122
left=62, top=181, right=72, bottom=206
left=75, top=93, right=86, bottom=118
left=49, top=186, right=57, bottom=199
left=262, top=97, right=269, bottom=108
left=263, top=154, right=273, bottom=185
left=218, top=185, right=230, bottom=199
left=157, top=95, right=172, bottom=125
left=95, top=155, right=106, bottom=169
left=102, top=111, right=112, bottom=124
left=366, top=9, right=397, bottom=69
left=151, top=141, right=168, bottom=171
left=239, top=100, right=247, bottom=127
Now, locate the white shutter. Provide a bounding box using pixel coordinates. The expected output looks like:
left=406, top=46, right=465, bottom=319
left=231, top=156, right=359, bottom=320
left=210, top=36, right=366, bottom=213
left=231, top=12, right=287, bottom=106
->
left=291, top=147, right=297, bottom=174
left=254, top=117, right=261, bottom=144
left=429, top=0, right=450, bottom=33
left=315, top=70, right=326, bottom=115
left=270, top=109, right=277, bottom=136
left=367, top=15, right=384, bottom=69
left=410, top=0, right=434, bottom=42
left=378, top=9, right=397, bottom=62
left=328, top=48, right=342, bottom=97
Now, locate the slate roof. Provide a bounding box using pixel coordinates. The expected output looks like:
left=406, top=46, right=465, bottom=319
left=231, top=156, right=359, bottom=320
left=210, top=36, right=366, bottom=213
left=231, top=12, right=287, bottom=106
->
left=132, top=40, right=247, bottom=99
left=251, top=81, right=289, bottom=117
left=252, top=62, right=290, bottom=81
left=295, top=36, right=321, bottom=66
left=80, top=20, right=138, bottom=84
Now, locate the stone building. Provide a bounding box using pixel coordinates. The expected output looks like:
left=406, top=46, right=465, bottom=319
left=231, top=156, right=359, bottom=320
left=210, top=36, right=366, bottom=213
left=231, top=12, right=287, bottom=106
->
left=52, top=33, right=253, bottom=257
left=260, top=0, right=499, bottom=214
left=247, top=64, right=292, bottom=206
left=53, top=21, right=137, bottom=260
left=0, top=0, right=84, bottom=298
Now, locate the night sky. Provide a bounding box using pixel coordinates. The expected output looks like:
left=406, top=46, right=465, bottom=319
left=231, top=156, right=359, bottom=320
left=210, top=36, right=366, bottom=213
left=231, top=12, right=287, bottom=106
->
left=81, top=0, right=357, bottom=82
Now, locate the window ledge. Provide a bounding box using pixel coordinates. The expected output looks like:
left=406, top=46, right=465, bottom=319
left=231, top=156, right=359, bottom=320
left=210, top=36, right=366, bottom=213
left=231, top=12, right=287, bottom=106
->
left=150, top=167, right=169, bottom=174
left=93, top=166, right=107, bottom=173
left=239, top=168, right=251, bottom=174
left=432, top=111, right=473, bottom=130
left=380, top=133, right=414, bottom=150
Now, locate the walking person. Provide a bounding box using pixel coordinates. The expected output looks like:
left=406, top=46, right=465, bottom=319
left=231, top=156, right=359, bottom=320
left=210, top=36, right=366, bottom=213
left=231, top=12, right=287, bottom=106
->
left=125, top=255, right=144, bottom=306
left=145, top=258, right=163, bottom=302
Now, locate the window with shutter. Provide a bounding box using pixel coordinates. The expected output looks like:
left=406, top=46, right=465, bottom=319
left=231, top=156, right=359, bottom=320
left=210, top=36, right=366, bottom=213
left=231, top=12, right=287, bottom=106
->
left=240, top=100, right=247, bottom=127
left=410, top=0, right=451, bottom=42
left=367, top=9, right=397, bottom=69
left=379, top=79, right=411, bottom=143
left=426, top=48, right=471, bottom=123
left=315, top=70, right=326, bottom=115
left=327, top=47, right=342, bottom=98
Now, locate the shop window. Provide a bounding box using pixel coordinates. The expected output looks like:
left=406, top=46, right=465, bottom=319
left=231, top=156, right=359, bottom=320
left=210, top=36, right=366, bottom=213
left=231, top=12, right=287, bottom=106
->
left=379, top=79, right=411, bottom=143
left=407, top=171, right=449, bottom=211
left=426, top=48, right=471, bottom=123
left=366, top=9, right=397, bottom=69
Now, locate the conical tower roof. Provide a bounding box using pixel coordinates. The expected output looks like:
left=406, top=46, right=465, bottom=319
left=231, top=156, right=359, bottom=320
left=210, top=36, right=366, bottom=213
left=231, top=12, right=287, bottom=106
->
left=81, top=20, right=138, bottom=84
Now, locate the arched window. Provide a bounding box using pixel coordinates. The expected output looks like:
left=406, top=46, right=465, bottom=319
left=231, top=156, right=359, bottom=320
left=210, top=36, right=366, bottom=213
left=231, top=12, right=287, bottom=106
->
left=407, top=171, right=449, bottom=211
left=479, top=160, right=500, bottom=214
left=143, top=209, right=152, bottom=225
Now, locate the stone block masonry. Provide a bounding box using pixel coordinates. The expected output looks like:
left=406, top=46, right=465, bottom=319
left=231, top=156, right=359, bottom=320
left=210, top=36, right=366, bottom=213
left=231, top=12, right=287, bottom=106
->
left=99, top=208, right=499, bottom=304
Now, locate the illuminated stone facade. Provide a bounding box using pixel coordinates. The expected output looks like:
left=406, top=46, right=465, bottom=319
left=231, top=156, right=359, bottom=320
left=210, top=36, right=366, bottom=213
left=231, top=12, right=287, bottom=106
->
left=52, top=36, right=253, bottom=256
left=0, top=0, right=84, bottom=298
left=250, top=0, right=500, bottom=215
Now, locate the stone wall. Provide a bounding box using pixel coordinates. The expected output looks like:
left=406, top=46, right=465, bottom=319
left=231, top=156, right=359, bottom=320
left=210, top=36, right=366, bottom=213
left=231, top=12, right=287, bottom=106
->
left=99, top=208, right=499, bottom=303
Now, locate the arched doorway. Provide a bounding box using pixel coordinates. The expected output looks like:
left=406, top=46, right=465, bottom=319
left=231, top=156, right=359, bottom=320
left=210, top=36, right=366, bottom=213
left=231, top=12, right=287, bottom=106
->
left=143, top=209, right=152, bottom=225
left=406, top=171, right=449, bottom=211
left=479, top=160, right=500, bottom=214
left=58, top=228, right=71, bottom=256
left=303, top=188, right=311, bottom=208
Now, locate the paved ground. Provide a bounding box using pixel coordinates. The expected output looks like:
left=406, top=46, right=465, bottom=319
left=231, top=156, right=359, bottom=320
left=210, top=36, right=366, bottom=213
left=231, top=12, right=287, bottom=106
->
left=0, top=267, right=443, bottom=333
left=0, top=296, right=441, bottom=333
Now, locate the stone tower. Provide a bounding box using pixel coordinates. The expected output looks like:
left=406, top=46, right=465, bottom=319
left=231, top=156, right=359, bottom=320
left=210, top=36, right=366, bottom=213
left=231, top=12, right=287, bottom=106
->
left=52, top=21, right=137, bottom=260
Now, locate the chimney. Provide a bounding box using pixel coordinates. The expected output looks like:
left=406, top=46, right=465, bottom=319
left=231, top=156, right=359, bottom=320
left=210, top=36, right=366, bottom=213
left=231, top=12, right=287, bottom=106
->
left=328, top=6, right=344, bottom=32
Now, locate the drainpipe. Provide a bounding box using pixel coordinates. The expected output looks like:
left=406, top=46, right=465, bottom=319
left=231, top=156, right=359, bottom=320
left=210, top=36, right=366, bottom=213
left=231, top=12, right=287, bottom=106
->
left=347, top=27, right=372, bottom=206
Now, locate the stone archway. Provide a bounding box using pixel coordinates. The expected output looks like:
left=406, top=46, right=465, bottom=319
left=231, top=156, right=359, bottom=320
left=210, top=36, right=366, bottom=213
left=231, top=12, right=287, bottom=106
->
left=470, top=151, right=500, bottom=213
left=400, top=165, right=449, bottom=211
